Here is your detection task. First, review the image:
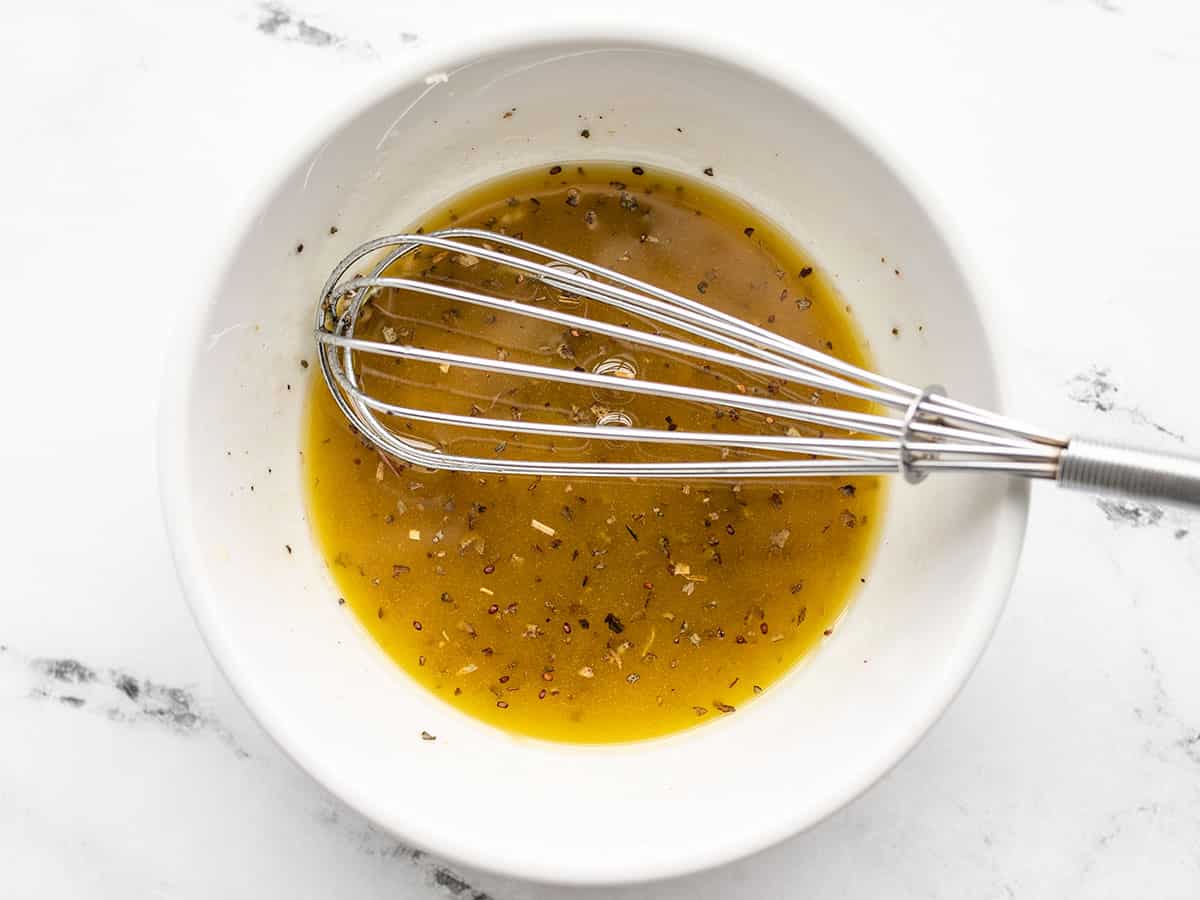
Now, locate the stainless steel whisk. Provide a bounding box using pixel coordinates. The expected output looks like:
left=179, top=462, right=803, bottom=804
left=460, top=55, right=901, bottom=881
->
left=315, top=228, right=1200, bottom=509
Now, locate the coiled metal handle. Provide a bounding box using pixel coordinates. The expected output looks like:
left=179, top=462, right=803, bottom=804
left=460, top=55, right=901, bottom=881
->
left=1059, top=437, right=1200, bottom=509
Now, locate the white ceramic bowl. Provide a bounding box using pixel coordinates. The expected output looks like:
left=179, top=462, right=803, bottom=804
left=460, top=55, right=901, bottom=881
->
left=159, top=31, right=1028, bottom=885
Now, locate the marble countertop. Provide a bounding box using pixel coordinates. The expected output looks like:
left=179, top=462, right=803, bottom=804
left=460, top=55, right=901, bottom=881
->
left=4, top=0, right=1200, bottom=896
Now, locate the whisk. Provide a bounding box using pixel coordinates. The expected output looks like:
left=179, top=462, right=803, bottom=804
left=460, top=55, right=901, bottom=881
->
left=315, top=228, right=1200, bottom=510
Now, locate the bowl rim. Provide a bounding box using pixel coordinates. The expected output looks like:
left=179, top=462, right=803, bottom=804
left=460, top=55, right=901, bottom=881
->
left=157, top=24, right=1030, bottom=886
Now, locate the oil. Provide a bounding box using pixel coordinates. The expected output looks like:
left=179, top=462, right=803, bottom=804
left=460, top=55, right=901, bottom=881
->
left=303, top=162, right=884, bottom=742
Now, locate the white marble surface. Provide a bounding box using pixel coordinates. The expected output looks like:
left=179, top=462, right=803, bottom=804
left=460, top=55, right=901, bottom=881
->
left=4, top=0, right=1200, bottom=896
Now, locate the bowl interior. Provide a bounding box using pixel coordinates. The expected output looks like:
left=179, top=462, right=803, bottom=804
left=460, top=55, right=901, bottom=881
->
left=163, top=37, right=1027, bottom=884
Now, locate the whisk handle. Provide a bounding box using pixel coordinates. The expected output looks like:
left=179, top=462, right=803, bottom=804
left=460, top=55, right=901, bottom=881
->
left=1058, top=436, right=1200, bottom=510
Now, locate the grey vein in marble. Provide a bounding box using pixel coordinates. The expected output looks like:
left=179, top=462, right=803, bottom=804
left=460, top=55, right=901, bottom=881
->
left=1067, top=365, right=1187, bottom=442
left=314, top=801, right=418, bottom=861
left=24, top=653, right=249, bottom=758
left=258, top=2, right=334, bottom=46
left=1092, top=489, right=1190, bottom=538
left=433, top=867, right=494, bottom=899
left=315, top=800, right=494, bottom=899
left=255, top=2, right=374, bottom=57
left=1091, top=492, right=1192, bottom=538
left=1095, top=498, right=1166, bottom=528
left=1135, top=646, right=1200, bottom=766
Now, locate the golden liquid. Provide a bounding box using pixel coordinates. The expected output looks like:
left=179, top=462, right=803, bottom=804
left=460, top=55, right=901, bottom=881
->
left=303, top=163, right=884, bottom=742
